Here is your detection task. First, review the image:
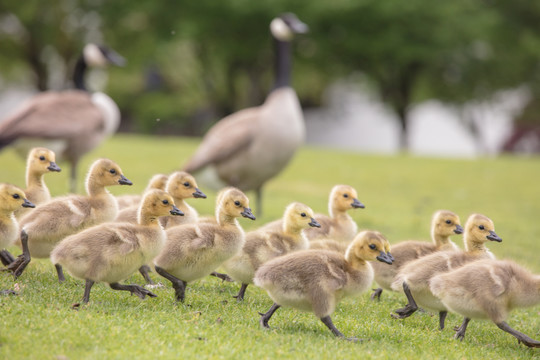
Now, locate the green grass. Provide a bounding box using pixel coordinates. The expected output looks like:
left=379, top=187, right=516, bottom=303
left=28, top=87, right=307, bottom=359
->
left=1, top=134, right=540, bottom=359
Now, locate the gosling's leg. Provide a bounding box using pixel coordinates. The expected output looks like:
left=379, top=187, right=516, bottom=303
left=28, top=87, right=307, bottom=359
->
left=0, top=250, right=16, bottom=266
left=370, top=288, right=383, bottom=301
left=496, top=321, right=540, bottom=348
left=139, top=265, right=155, bottom=285
left=320, top=316, right=362, bottom=342
left=9, top=230, right=31, bottom=279
left=109, top=282, right=157, bottom=300
left=259, top=303, right=281, bottom=329
left=155, top=265, right=187, bottom=302
left=55, top=264, right=66, bottom=282
left=454, top=317, right=470, bottom=341
left=439, top=311, right=448, bottom=330
left=210, top=271, right=233, bottom=282
left=233, top=283, right=249, bottom=302
left=392, top=282, right=418, bottom=319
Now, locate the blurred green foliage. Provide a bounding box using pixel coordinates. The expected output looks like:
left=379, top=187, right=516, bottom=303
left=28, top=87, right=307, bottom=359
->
left=1, top=0, right=540, bottom=140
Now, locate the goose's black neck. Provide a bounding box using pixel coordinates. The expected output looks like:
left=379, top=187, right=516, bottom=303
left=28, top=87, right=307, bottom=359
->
left=73, top=55, right=88, bottom=91
left=272, top=38, right=292, bottom=90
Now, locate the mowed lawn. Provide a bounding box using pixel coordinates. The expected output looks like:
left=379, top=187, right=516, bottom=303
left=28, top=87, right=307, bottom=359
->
left=0, top=134, right=539, bottom=359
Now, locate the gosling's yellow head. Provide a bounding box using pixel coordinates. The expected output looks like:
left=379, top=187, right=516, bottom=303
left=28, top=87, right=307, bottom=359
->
left=218, top=187, right=255, bottom=220
left=464, top=213, right=502, bottom=245
left=140, top=189, right=183, bottom=218
left=346, top=230, right=393, bottom=264
left=432, top=210, right=463, bottom=237
left=27, top=147, right=61, bottom=174
left=145, top=174, right=168, bottom=191
left=329, top=184, right=364, bottom=214
left=86, top=158, right=132, bottom=189
left=0, top=183, right=35, bottom=213
left=166, top=171, right=206, bottom=200
left=283, top=202, right=320, bottom=230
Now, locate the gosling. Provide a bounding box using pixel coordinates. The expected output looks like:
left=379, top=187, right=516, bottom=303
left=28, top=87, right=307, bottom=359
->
left=222, top=202, right=321, bottom=302
left=254, top=230, right=393, bottom=340
left=8, top=158, right=132, bottom=280
left=371, top=210, right=462, bottom=301
left=390, top=213, right=501, bottom=330
left=51, top=189, right=182, bottom=305
left=430, top=259, right=540, bottom=348
left=154, top=187, right=255, bottom=302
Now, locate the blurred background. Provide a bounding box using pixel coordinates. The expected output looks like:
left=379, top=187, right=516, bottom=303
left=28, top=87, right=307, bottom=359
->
left=1, top=0, right=540, bottom=157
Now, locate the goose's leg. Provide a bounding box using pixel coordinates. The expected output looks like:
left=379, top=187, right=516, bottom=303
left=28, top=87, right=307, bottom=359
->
left=392, top=282, right=418, bottom=319
left=109, top=282, right=157, bottom=299
left=155, top=266, right=186, bottom=302
left=139, top=265, right=155, bottom=284
left=370, top=288, right=383, bottom=301
left=259, top=303, right=281, bottom=329
left=9, top=230, right=31, bottom=279
left=233, top=283, right=249, bottom=302
left=0, top=250, right=16, bottom=266
left=496, top=321, right=540, bottom=348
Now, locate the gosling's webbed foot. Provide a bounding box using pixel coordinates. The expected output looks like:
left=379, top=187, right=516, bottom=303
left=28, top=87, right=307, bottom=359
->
left=233, top=283, right=248, bottom=302
left=391, top=304, right=418, bottom=319
left=210, top=271, right=233, bottom=282
left=0, top=289, right=17, bottom=296
left=0, top=250, right=16, bottom=266
left=8, top=255, right=30, bottom=279
left=109, top=283, right=157, bottom=300
left=259, top=303, right=281, bottom=329
left=370, top=288, right=383, bottom=301
left=343, top=337, right=365, bottom=343
left=454, top=318, right=470, bottom=341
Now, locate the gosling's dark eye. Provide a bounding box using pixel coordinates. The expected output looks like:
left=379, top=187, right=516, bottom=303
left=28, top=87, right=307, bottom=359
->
left=479, top=225, right=485, bottom=230
left=12, top=194, right=20, bottom=199
left=39, top=156, right=45, bottom=161
left=183, top=182, right=190, bottom=187
left=109, top=169, right=116, bottom=174
left=343, top=194, right=349, bottom=198
left=300, top=213, right=306, bottom=217
left=234, top=201, right=240, bottom=206
left=369, top=244, right=376, bottom=250
left=162, top=200, right=169, bottom=205
left=445, top=220, right=452, bottom=224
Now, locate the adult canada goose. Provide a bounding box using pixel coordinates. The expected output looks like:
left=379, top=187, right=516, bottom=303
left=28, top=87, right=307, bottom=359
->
left=15, top=147, right=61, bottom=219
left=390, top=214, right=501, bottom=330
left=430, top=259, right=540, bottom=348
left=370, top=210, right=462, bottom=301
left=51, top=190, right=182, bottom=306
left=7, top=158, right=132, bottom=280
left=222, top=202, right=321, bottom=302
left=182, top=13, right=308, bottom=215
left=154, top=187, right=255, bottom=302
left=0, top=43, right=125, bottom=193
left=0, top=184, right=35, bottom=267
left=254, top=230, right=393, bottom=340
left=116, top=174, right=168, bottom=211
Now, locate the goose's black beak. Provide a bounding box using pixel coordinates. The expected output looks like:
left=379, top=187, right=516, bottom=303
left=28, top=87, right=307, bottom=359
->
left=48, top=162, right=61, bottom=172
left=352, top=199, right=365, bottom=209
left=193, top=188, right=207, bottom=199
left=118, top=175, right=133, bottom=186
left=241, top=207, right=256, bottom=220
left=22, top=199, right=35, bottom=208
left=486, top=230, right=502, bottom=242
left=170, top=205, right=184, bottom=216
left=309, top=218, right=321, bottom=228
left=376, top=251, right=393, bottom=265
left=102, top=47, right=126, bottom=67
left=454, top=224, right=464, bottom=234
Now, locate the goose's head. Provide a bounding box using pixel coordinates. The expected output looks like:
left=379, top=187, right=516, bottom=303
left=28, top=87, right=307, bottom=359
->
left=464, top=213, right=502, bottom=247
left=86, top=158, right=132, bottom=189
left=167, top=171, right=206, bottom=200
left=270, top=13, right=309, bottom=41
left=0, top=183, right=35, bottom=213
left=218, top=187, right=255, bottom=220
left=27, top=147, right=61, bottom=175
left=346, top=230, right=393, bottom=264
left=145, top=174, right=168, bottom=192
left=432, top=210, right=463, bottom=237
left=83, top=43, right=126, bottom=68
left=283, top=202, right=320, bottom=231
left=329, top=184, right=364, bottom=214
left=140, top=189, right=183, bottom=218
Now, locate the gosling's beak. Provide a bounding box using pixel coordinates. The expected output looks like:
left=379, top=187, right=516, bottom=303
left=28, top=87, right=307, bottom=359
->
left=22, top=199, right=35, bottom=208
left=170, top=205, right=184, bottom=216
left=376, top=251, right=393, bottom=265
left=486, top=230, right=502, bottom=242
left=309, top=218, right=321, bottom=228
left=118, top=175, right=133, bottom=186
left=192, top=188, right=207, bottom=199
left=48, top=162, right=61, bottom=172
left=351, top=198, right=365, bottom=209
left=241, top=207, right=256, bottom=220
left=454, top=224, right=464, bottom=234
